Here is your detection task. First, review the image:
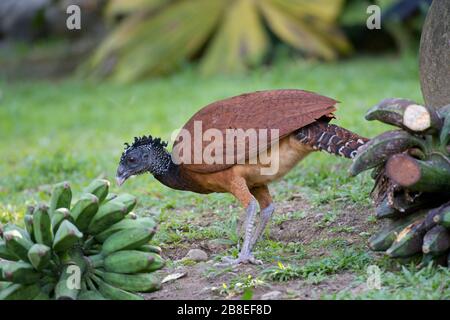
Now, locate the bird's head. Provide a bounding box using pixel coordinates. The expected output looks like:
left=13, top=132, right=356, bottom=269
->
left=116, top=135, right=169, bottom=186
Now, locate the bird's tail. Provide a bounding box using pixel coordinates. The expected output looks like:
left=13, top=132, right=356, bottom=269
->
left=295, top=120, right=369, bottom=159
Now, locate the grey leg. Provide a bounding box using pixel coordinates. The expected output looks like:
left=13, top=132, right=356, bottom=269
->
left=250, top=203, right=275, bottom=250
left=218, top=199, right=262, bottom=266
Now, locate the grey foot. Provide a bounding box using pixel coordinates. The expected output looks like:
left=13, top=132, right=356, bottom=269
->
left=216, top=254, right=263, bottom=267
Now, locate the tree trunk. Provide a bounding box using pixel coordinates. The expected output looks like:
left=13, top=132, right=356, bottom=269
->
left=419, top=0, right=450, bottom=109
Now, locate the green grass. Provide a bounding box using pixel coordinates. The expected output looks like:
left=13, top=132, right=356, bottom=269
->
left=261, top=248, right=371, bottom=282
left=0, top=54, right=422, bottom=214
left=324, top=264, right=450, bottom=300
left=2, top=54, right=447, bottom=299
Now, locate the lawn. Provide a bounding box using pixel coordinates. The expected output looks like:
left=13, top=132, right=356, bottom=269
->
left=1, top=54, right=449, bottom=299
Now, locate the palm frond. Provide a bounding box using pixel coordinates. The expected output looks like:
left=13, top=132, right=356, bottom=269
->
left=84, top=0, right=351, bottom=82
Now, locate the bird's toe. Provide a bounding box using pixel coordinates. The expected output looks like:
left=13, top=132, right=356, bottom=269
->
left=214, top=254, right=262, bottom=267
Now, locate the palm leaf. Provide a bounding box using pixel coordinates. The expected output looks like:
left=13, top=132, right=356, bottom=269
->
left=201, top=0, right=270, bottom=75
left=270, top=0, right=351, bottom=54
left=109, top=0, right=225, bottom=82
left=105, top=0, right=170, bottom=20
left=271, top=0, right=345, bottom=23
left=84, top=0, right=350, bottom=81
left=259, top=0, right=337, bottom=60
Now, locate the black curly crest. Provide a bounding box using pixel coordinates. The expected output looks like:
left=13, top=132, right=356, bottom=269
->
left=122, top=135, right=168, bottom=158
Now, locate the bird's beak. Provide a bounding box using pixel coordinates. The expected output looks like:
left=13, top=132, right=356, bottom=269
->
left=116, top=175, right=127, bottom=187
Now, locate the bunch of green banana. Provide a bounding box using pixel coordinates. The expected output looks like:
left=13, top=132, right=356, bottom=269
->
left=0, top=179, right=164, bottom=300
left=369, top=203, right=450, bottom=265
left=352, top=98, right=450, bottom=267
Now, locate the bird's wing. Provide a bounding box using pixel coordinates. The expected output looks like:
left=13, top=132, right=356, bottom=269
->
left=172, top=89, right=337, bottom=173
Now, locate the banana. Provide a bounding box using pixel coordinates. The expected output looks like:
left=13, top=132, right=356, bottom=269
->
left=369, top=210, right=426, bottom=251
left=376, top=192, right=447, bottom=220
left=95, top=269, right=161, bottom=292
left=54, top=265, right=80, bottom=300
left=70, top=193, right=99, bottom=232
left=33, top=291, right=51, bottom=300
left=39, top=276, right=57, bottom=294
left=419, top=252, right=447, bottom=268
left=110, top=194, right=137, bottom=213
left=0, top=281, right=11, bottom=290
left=127, top=212, right=138, bottom=220
left=438, top=104, right=450, bottom=118
left=50, top=181, right=72, bottom=215
left=24, top=216, right=35, bottom=242
left=374, top=196, right=399, bottom=220
left=0, top=283, right=41, bottom=300
left=77, top=289, right=107, bottom=300
left=433, top=205, right=450, bottom=228
left=391, top=192, right=445, bottom=215
left=422, top=225, right=450, bottom=256
left=101, top=227, right=156, bottom=255
left=24, top=206, right=35, bottom=242
left=84, top=179, right=110, bottom=203
left=386, top=220, right=426, bottom=258
left=95, top=217, right=156, bottom=243
left=24, top=204, right=34, bottom=216
left=83, top=235, right=97, bottom=251
left=104, top=250, right=155, bottom=274
left=91, top=274, right=143, bottom=300
left=138, top=244, right=162, bottom=254
left=33, top=204, right=53, bottom=247
left=53, top=220, right=83, bottom=252
left=87, top=201, right=128, bottom=235
left=349, top=130, right=425, bottom=176
left=440, top=113, right=450, bottom=147
left=0, top=261, right=8, bottom=281
left=365, top=98, right=441, bottom=133
left=1, top=261, right=41, bottom=284
left=27, top=244, right=52, bottom=270
left=3, top=223, right=31, bottom=241
left=0, top=239, right=19, bottom=261
left=86, top=253, right=104, bottom=268
left=365, top=98, right=418, bottom=128
left=3, top=229, right=34, bottom=262
left=422, top=205, right=444, bottom=231
left=51, top=207, right=74, bottom=234
left=146, top=253, right=165, bottom=272
left=105, top=193, right=118, bottom=202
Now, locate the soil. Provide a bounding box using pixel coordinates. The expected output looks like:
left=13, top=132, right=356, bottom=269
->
left=144, top=196, right=375, bottom=300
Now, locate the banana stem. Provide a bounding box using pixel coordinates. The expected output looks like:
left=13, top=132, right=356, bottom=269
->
left=83, top=236, right=96, bottom=251
left=87, top=253, right=104, bottom=268
left=81, top=279, right=88, bottom=291
left=414, top=135, right=431, bottom=155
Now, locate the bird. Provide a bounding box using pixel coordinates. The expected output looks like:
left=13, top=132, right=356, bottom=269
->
left=116, top=89, right=368, bottom=265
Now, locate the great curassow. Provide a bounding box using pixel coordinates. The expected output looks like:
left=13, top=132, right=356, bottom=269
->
left=116, top=90, right=368, bottom=265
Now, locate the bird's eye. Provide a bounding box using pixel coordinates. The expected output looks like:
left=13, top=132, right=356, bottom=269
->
left=128, top=157, right=136, bottom=163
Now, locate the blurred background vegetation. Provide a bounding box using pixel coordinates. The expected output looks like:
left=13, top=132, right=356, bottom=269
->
left=0, top=0, right=433, bottom=218
left=0, top=0, right=432, bottom=82
left=4, top=2, right=450, bottom=299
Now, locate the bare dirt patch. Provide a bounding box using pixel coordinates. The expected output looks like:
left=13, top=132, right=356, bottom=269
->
left=145, top=196, right=376, bottom=300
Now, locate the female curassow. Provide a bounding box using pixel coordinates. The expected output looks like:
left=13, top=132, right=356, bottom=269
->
left=116, top=90, right=368, bottom=265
